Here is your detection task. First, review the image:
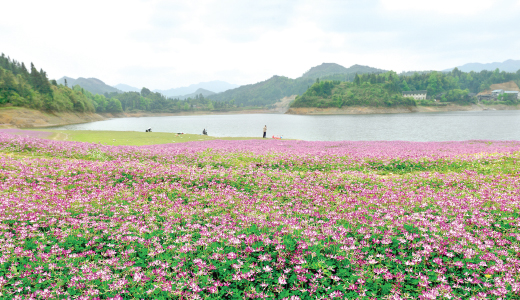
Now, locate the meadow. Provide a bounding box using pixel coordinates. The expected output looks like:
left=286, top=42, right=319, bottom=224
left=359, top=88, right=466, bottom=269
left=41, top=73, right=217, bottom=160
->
left=0, top=130, right=520, bottom=299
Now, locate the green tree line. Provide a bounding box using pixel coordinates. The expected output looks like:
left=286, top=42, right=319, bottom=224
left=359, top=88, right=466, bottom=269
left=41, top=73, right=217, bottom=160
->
left=0, top=54, right=95, bottom=112
left=0, top=53, right=238, bottom=114
left=353, top=68, right=520, bottom=96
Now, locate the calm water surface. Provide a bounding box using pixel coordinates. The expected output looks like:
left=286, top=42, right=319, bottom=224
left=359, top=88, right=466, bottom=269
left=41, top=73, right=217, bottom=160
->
left=53, top=110, right=520, bottom=141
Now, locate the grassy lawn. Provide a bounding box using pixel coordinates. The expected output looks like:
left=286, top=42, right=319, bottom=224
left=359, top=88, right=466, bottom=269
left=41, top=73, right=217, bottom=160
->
left=29, top=129, right=265, bottom=146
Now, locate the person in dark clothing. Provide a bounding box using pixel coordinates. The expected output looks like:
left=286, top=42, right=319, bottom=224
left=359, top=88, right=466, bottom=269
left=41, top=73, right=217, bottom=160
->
left=202, top=129, right=207, bottom=135
left=263, top=125, right=267, bottom=138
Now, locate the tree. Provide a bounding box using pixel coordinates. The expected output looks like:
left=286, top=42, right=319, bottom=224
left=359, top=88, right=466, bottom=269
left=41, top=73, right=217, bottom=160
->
left=29, top=63, right=41, bottom=91
left=427, top=72, right=442, bottom=96
left=20, top=63, right=29, bottom=79
left=38, top=68, right=52, bottom=95
left=354, top=74, right=360, bottom=85
left=106, top=98, right=123, bottom=112
left=141, top=87, right=151, bottom=97
left=400, top=80, right=410, bottom=91
left=64, top=79, right=68, bottom=87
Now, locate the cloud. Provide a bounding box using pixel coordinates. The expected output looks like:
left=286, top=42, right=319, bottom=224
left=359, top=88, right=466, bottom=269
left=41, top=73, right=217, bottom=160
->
left=1, top=0, right=519, bottom=90
left=380, top=0, right=496, bottom=15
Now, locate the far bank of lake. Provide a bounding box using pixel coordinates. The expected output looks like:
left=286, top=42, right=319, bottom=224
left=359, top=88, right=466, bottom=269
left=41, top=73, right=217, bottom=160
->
left=286, top=103, right=520, bottom=115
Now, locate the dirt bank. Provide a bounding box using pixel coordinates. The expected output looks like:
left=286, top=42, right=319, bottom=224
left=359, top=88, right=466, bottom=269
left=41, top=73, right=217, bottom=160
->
left=0, top=104, right=291, bottom=128
left=286, top=103, right=520, bottom=115
left=0, top=108, right=105, bottom=128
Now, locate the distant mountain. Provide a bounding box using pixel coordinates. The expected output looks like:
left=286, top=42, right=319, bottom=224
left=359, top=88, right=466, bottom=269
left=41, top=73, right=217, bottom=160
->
left=208, top=75, right=314, bottom=106
left=302, top=63, right=386, bottom=79
left=57, top=77, right=120, bottom=95
left=114, top=83, right=140, bottom=93
left=208, top=63, right=385, bottom=106
left=174, top=88, right=216, bottom=100
left=444, top=59, right=520, bottom=73
left=57, top=76, right=76, bottom=87
left=155, top=80, right=239, bottom=98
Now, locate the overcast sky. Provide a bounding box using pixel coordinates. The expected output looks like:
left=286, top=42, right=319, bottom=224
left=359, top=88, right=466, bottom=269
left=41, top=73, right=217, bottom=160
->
left=2, top=0, right=520, bottom=90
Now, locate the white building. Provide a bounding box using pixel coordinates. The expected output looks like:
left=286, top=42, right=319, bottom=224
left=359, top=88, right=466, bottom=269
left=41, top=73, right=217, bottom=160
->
left=504, top=90, right=519, bottom=100
left=492, top=89, right=504, bottom=97
left=402, top=90, right=427, bottom=100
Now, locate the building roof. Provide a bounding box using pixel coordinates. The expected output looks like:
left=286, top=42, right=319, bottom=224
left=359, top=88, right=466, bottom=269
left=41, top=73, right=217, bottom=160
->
left=402, top=90, right=427, bottom=95
left=492, top=89, right=504, bottom=93
left=504, top=91, right=519, bottom=94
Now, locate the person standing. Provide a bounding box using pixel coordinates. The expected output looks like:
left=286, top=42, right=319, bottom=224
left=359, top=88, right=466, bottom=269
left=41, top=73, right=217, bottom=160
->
left=263, top=125, right=267, bottom=138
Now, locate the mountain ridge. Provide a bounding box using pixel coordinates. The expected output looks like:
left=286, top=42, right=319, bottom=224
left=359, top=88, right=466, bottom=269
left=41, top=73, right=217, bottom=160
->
left=154, top=80, right=239, bottom=98
left=57, top=77, right=121, bottom=95
left=114, top=83, right=140, bottom=93
left=207, top=63, right=386, bottom=105
left=174, top=88, right=216, bottom=100
left=444, top=59, right=520, bottom=73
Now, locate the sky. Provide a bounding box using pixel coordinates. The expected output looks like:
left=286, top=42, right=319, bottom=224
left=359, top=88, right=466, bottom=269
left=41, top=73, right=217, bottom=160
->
left=2, top=0, right=520, bottom=90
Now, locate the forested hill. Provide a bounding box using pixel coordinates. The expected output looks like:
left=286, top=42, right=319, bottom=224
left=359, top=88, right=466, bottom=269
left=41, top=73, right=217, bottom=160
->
left=291, top=68, right=520, bottom=109
left=57, top=77, right=121, bottom=95
left=0, top=54, right=96, bottom=112
left=208, top=63, right=384, bottom=106
left=207, top=76, right=315, bottom=107
left=291, top=77, right=415, bottom=109
left=0, top=53, right=238, bottom=115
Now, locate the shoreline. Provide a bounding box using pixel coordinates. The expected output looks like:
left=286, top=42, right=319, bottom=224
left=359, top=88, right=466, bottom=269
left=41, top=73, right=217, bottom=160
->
left=1, top=102, right=519, bottom=129
left=285, top=103, right=520, bottom=115
left=0, top=107, right=283, bottom=129
left=100, top=108, right=283, bottom=119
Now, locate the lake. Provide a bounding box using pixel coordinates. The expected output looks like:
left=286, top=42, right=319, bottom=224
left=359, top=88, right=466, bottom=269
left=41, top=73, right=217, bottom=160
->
left=52, top=110, right=520, bottom=141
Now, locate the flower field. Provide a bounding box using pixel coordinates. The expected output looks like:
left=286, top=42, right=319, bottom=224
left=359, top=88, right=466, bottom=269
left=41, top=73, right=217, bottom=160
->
left=1, top=132, right=520, bottom=299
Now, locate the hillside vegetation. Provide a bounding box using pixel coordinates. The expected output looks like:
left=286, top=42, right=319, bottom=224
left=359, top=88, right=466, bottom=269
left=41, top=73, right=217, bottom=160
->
left=0, top=53, right=239, bottom=114
left=208, top=64, right=384, bottom=106
left=208, top=75, right=314, bottom=106
left=292, top=68, right=520, bottom=108
left=291, top=79, right=415, bottom=108
left=0, top=54, right=95, bottom=112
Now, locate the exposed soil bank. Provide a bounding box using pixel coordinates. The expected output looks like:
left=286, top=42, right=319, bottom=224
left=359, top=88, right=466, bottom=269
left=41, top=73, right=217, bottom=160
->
left=0, top=108, right=105, bottom=128
left=0, top=106, right=288, bottom=128
left=286, top=104, right=520, bottom=115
